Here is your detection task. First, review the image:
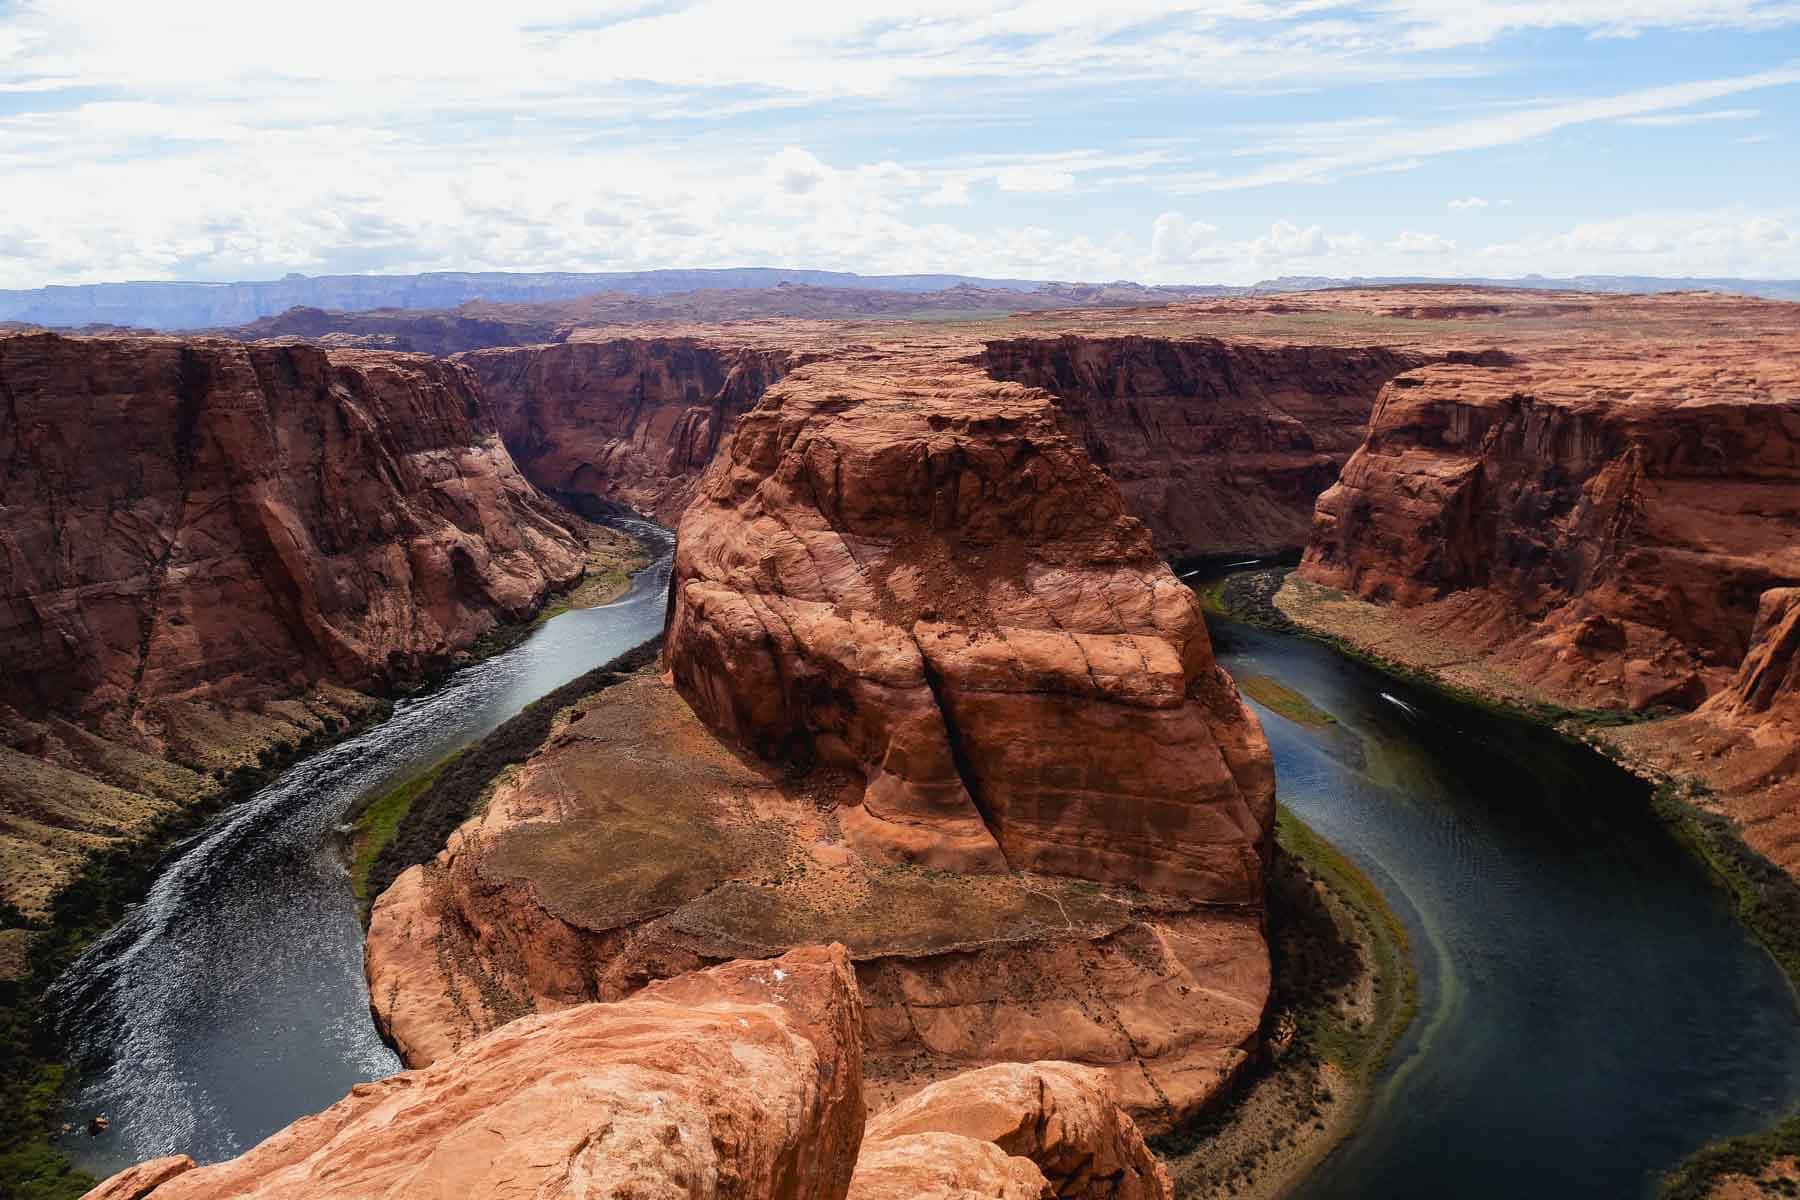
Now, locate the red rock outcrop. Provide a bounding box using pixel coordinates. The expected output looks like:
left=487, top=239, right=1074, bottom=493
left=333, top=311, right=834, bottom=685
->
left=464, top=338, right=798, bottom=523
left=667, top=349, right=1274, bottom=901
left=981, top=336, right=1418, bottom=556
left=1300, top=353, right=1800, bottom=713
left=0, top=331, right=586, bottom=912
left=849, top=1062, right=1170, bottom=1200
left=84, top=945, right=866, bottom=1200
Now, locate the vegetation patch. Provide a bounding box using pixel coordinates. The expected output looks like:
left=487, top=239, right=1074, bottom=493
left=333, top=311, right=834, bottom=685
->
left=362, top=637, right=665, bottom=907
left=1238, top=676, right=1337, bottom=729
left=1662, top=1118, right=1800, bottom=1200
left=348, top=757, right=455, bottom=906
left=1152, top=806, right=1416, bottom=1199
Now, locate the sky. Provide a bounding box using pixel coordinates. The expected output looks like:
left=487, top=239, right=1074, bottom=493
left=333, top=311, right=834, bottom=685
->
left=1, top=1, right=1798, bottom=289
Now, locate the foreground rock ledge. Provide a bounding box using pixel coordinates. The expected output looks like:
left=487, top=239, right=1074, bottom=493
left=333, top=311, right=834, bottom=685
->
left=88, top=946, right=866, bottom=1200
left=88, top=946, right=1173, bottom=1200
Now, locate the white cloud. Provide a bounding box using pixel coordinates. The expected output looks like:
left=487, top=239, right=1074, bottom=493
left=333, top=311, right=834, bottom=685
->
left=995, top=167, right=1076, bottom=193
left=1477, top=209, right=1800, bottom=275
left=1389, top=230, right=1456, bottom=254
left=1167, top=67, right=1800, bottom=191
left=1151, top=212, right=1223, bottom=265
left=1618, top=107, right=1761, bottom=127
left=1448, top=196, right=1489, bottom=209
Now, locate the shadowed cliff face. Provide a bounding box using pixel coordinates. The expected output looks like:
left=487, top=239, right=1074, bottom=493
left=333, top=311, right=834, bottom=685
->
left=463, top=338, right=799, bottom=524
left=979, top=335, right=1420, bottom=556
left=0, top=332, right=585, bottom=912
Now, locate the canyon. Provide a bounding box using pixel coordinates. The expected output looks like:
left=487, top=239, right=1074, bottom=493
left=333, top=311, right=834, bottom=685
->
left=8, top=283, right=1798, bottom=1199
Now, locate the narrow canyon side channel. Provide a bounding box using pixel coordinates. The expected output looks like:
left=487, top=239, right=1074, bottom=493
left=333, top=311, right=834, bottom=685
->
left=1197, top=573, right=1800, bottom=1199
left=49, top=522, right=673, bottom=1180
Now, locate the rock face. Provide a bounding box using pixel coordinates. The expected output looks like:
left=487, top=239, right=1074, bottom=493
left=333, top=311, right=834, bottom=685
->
left=465, top=338, right=798, bottom=523
left=1301, top=357, right=1800, bottom=713
left=84, top=946, right=866, bottom=1200
left=0, top=332, right=585, bottom=912
left=666, top=350, right=1274, bottom=901
left=981, top=336, right=1418, bottom=556
left=849, top=1062, right=1170, bottom=1200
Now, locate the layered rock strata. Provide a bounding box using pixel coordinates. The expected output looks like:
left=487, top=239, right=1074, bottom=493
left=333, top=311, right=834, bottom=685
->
left=464, top=338, right=798, bottom=523
left=1300, top=356, right=1800, bottom=713
left=0, top=332, right=586, bottom=912
left=666, top=349, right=1275, bottom=901
left=980, top=336, right=1418, bottom=556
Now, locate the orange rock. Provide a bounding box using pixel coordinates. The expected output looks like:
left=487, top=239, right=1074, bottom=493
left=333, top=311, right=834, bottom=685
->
left=362, top=670, right=1267, bottom=1132
left=855, top=1062, right=1170, bottom=1200
left=847, top=1132, right=1050, bottom=1200
left=85, top=946, right=865, bottom=1200
left=665, top=348, right=1274, bottom=902
left=81, top=1155, right=195, bottom=1200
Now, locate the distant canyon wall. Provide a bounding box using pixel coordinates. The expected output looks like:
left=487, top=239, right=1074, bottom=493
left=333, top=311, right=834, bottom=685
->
left=464, top=337, right=801, bottom=524
left=979, top=335, right=1420, bottom=557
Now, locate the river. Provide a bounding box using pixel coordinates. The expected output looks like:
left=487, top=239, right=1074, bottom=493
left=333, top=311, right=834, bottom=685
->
left=1205, top=609, right=1800, bottom=1199
left=51, top=546, right=1800, bottom=1196
left=52, top=520, right=674, bottom=1179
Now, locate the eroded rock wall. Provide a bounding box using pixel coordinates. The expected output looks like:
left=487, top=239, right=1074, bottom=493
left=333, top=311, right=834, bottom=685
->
left=464, top=337, right=798, bottom=523
left=980, top=335, right=1418, bottom=556
left=1300, top=362, right=1800, bottom=712
left=0, top=331, right=584, bottom=911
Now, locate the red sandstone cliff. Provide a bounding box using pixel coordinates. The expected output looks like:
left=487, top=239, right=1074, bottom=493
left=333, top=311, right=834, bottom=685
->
left=0, top=332, right=585, bottom=912
left=981, top=335, right=1419, bottom=556
left=463, top=337, right=798, bottom=523
left=1299, top=357, right=1800, bottom=713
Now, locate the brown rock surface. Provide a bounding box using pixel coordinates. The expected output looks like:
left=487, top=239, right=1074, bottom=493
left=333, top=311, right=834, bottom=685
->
left=364, top=668, right=1268, bottom=1132
left=86, top=946, right=865, bottom=1200
left=981, top=335, right=1418, bottom=556
left=852, top=1062, right=1170, bottom=1200
left=465, top=337, right=799, bottom=522
left=0, top=331, right=586, bottom=912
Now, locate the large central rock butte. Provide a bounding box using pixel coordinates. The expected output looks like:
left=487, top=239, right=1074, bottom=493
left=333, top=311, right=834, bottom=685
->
left=363, top=345, right=1275, bottom=1133
left=0, top=332, right=586, bottom=913
left=666, top=347, right=1275, bottom=899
